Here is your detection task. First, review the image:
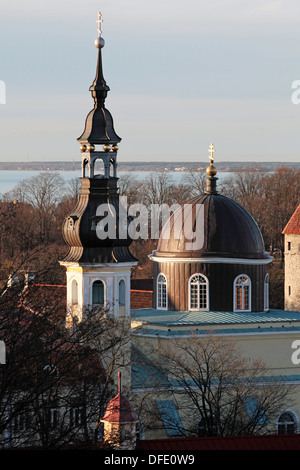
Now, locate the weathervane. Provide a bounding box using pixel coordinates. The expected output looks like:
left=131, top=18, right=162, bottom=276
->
left=209, top=143, right=215, bottom=164
left=97, top=11, right=103, bottom=37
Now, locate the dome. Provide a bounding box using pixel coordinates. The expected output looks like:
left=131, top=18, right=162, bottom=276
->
left=154, top=192, right=269, bottom=260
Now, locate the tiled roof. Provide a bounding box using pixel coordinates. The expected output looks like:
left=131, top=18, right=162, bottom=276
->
left=22, top=282, right=153, bottom=311
left=283, top=204, right=300, bottom=235
left=136, top=433, right=300, bottom=450
left=130, top=290, right=153, bottom=309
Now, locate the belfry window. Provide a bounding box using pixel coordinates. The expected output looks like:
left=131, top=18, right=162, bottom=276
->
left=264, top=274, right=269, bottom=311
left=92, top=280, right=104, bottom=305
left=189, top=274, right=209, bottom=311
left=157, top=274, right=167, bottom=310
left=234, top=275, right=251, bottom=312
left=119, top=280, right=126, bottom=307
left=72, top=279, right=78, bottom=305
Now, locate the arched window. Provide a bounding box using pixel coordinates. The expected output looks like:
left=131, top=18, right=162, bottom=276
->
left=234, top=275, right=251, bottom=312
left=71, top=279, right=78, bottom=305
left=264, top=273, right=269, bottom=311
left=157, top=274, right=167, bottom=310
left=189, top=274, right=209, bottom=311
left=119, top=279, right=126, bottom=307
left=92, top=280, right=104, bottom=306
left=277, top=411, right=298, bottom=434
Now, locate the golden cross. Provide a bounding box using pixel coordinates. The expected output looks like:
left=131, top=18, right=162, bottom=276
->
left=208, top=143, right=215, bottom=163
left=97, top=11, right=103, bottom=37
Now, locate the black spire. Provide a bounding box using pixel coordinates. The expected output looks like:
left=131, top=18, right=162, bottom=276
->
left=78, top=13, right=121, bottom=146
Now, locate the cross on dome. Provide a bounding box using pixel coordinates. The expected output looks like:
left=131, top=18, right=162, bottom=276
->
left=209, top=142, right=215, bottom=164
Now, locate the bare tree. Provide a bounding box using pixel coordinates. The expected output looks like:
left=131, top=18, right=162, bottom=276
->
left=0, top=275, right=132, bottom=449
left=118, top=174, right=142, bottom=207
left=146, top=335, right=294, bottom=438
left=222, top=167, right=300, bottom=254
left=141, top=172, right=175, bottom=208
left=183, top=168, right=207, bottom=197
left=7, top=172, right=66, bottom=243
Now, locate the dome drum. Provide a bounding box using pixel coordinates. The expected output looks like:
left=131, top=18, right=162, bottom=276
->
left=153, top=261, right=269, bottom=313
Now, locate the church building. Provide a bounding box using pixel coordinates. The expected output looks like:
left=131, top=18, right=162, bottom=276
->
left=60, top=14, right=300, bottom=443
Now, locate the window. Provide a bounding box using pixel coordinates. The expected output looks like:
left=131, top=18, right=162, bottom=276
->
left=277, top=411, right=298, bottom=434
left=92, top=280, right=104, bottom=305
left=234, top=275, right=251, bottom=312
left=50, top=406, right=59, bottom=428
left=72, top=279, right=78, bottom=305
left=264, top=274, right=269, bottom=311
left=157, top=274, right=167, bottom=310
left=119, top=280, right=126, bottom=307
left=43, top=400, right=59, bottom=429
left=189, top=274, right=209, bottom=311
left=70, top=405, right=84, bottom=427
left=14, top=410, right=31, bottom=432
left=288, top=242, right=291, bottom=250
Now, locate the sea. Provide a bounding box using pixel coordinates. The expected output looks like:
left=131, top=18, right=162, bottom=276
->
left=0, top=169, right=232, bottom=196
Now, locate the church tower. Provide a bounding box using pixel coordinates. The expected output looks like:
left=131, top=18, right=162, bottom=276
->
left=60, top=13, right=137, bottom=325
left=283, top=204, right=300, bottom=312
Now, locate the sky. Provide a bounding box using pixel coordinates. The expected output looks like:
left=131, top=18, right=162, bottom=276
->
left=0, top=0, right=300, bottom=163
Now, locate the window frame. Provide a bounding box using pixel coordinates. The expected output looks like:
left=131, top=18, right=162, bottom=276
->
left=157, top=273, right=168, bottom=310
left=233, top=274, right=251, bottom=312
left=264, top=273, right=269, bottom=312
left=277, top=410, right=298, bottom=434
left=118, top=279, right=126, bottom=307
left=71, top=279, right=78, bottom=306
left=92, top=279, right=105, bottom=306
left=188, top=273, right=209, bottom=311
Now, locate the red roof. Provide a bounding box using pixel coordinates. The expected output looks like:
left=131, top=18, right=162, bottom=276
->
left=22, top=283, right=153, bottom=310
left=130, top=290, right=153, bottom=309
left=136, top=433, right=300, bottom=450
left=283, top=204, right=300, bottom=235
left=101, top=372, right=138, bottom=423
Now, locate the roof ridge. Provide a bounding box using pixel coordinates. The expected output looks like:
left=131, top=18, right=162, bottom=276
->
left=283, top=203, right=300, bottom=234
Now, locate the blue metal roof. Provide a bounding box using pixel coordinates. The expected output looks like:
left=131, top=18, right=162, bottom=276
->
left=131, top=308, right=300, bottom=327
left=131, top=344, right=170, bottom=389
left=156, top=400, right=185, bottom=436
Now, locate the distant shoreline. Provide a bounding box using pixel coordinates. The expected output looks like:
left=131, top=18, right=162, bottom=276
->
left=0, top=161, right=298, bottom=173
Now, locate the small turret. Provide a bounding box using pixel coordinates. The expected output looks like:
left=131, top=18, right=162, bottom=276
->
left=101, top=372, right=138, bottom=450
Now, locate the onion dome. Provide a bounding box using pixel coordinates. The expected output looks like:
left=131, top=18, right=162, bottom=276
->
left=78, top=12, right=121, bottom=147
left=153, top=144, right=269, bottom=261
left=61, top=178, right=137, bottom=264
